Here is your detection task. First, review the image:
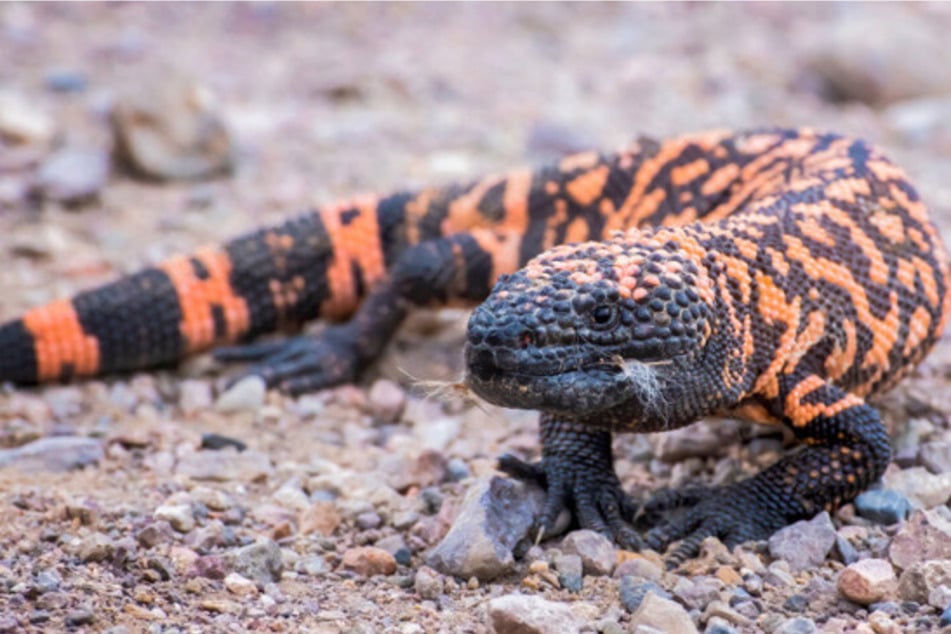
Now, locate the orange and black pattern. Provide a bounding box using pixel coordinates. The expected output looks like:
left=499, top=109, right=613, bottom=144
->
left=460, top=128, right=948, bottom=562
left=1, top=128, right=947, bottom=561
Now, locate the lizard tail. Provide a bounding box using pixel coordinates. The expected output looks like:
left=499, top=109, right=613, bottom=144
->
left=0, top=201, right=391, bottom=385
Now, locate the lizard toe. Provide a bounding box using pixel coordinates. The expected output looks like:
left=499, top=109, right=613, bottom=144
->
left=215, top=327, right=361, bottom=393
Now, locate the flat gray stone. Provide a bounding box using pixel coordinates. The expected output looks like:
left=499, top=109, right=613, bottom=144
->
left=768, top=512, right=836, bottom=573
left=427, top=476, right=544, bottom=581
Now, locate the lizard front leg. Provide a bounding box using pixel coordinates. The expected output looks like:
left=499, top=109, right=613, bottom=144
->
left=643, top=378, right=891, bottom=568
left=499, top=414, right=643, bottom=550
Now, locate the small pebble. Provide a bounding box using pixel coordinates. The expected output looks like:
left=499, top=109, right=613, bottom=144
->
left=554, top=553, right=584, bottom=593
left=704, top=600, right=750, bottom=628
left=941, top=603, right=951, bottom=627
left=715, top=566, right=742, bottom=586
left=298, top=501, right=342, bottom=537
left=835, top=534, right=860, bottom=565
left=179, top=380, right=213, bottom=415
left=619, top=577, right=671, bottom=613
left=298, top=556, right=328, bottom=577
left=704, top=616, right=737, bottom=634
left=229, top=539, right=283, bottom=585
left=65, top=609, right=95, bottom=626
left=920, top=441, right=951, bottom=474
left=199, top=432, right=246, bottom=452
left=79, top=532, right=115, bottom=562
left=772, top=617, right=817, bottom=634
left=193, top=555, right=228, bottom=580
left=414, top=566, right=443, bottom=600
left=368, top=379, right=406, bottom=422
left=420, top=486, right=444, bottom=514
left=838, top=559, right=898, bottom=606
left=28, top=611, right=49, bottom=624
left=154, top=502, right=196, bottom=533
left=35, top=148, right=109, bottom=204
left=137, top=521, right=173, bottom=548
left=854, top=490, right=912, bottom=525
left=45, top=68, right=87, bottom=92
left=339, top=546, right=397, bottom=577
left=868, top=601, right=902, bottom=616
left=764, top=561, right=797, bottom=587
left=783, top=594, right=808, bottom=613
left=214, top=376, right=266, bottom=414
left=175, top=448, right=273, bottom=482
left=867, top=611, right=901, bottom=634
left=0, top=90, right=54, bottom=145
left=34, top=569, right=61, bottom=593
left=356, top=511, right=383, bottom=530
left=560, top=529, right=616, bottom=576
left=224, top=572, right=258, bottom=596
left=446, top=458, right=471, bottom=482
left=614, top=556, right=663, bottom=581
left=673, top=575, right=722, bottom=610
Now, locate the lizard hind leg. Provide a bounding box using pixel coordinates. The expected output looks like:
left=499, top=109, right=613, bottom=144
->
left=642, top=378, right=890, bottom=568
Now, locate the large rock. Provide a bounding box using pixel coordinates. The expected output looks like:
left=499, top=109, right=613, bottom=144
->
left=629, top=591, right=698, bottom=634
left=888, top=508, right=951, bottom=570
left=175, top=448, right=273, bottom=482
left=111, top=73, right=234, bottom=181
left=883, top=466, right=951, bottom=509
left=0, top=436, right=103, bottom=473
left=897, top=559, right=951, bottom=606
left=768, top=512, right=836, bottom=572
left=487, top=594, right=582, bottom=634
left=803, top=11, right=951, bottom=106
left=427, top=476, right=545, bottom=580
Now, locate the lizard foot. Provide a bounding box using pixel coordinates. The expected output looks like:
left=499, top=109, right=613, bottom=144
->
left=641, top=481, right=786, bottom=569
left=498, top=452, right=643, bottom=550
left=214, top=325, right=361, bottom=395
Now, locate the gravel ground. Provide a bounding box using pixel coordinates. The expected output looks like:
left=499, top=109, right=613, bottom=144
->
left=1, top=4, right=950, bottom=633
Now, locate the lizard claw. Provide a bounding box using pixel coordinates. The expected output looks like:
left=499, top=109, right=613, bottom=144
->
left=214, top=326, right=361, bottom=395
left=498, top=452, right=643, bottom=551
left=640, top=481, right=783, bottom=569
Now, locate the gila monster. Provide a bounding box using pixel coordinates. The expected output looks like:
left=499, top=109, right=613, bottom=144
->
left=1, top=128, right=947, bottom=564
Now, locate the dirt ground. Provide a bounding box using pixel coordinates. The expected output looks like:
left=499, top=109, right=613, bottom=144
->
left=1, top=3, right=950, bottom=633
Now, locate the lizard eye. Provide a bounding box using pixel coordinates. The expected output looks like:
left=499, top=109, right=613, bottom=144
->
left=591, top=305, right=616, bottom=328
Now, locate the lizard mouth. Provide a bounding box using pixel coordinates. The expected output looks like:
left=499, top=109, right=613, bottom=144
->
left=465, top=336, right=692, bottom=383
left=463, top=343, right=662, bottom=416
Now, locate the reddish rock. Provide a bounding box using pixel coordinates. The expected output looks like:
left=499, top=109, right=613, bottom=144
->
left=837, top=559, right=898, bottom=605
left=339, top=546, right=397, bottom=577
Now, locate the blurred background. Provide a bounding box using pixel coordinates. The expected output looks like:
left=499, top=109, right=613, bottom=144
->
left=3, top=2, right=951, bottom=309
left=1, top=6, right=950, bottom=631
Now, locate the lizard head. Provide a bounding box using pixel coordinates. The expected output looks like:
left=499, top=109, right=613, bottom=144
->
left=464, top=232, right=718, bottom=424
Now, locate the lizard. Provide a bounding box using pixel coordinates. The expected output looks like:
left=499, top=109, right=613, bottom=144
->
left=1, top=128, right=947, bottom=564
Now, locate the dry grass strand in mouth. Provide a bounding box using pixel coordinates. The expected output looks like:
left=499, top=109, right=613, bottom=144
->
left=396, top=366, right=494, bottom=412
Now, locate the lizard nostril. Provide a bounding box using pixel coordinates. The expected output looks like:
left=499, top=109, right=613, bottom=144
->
left=518, top=331, right=534, bottom=349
